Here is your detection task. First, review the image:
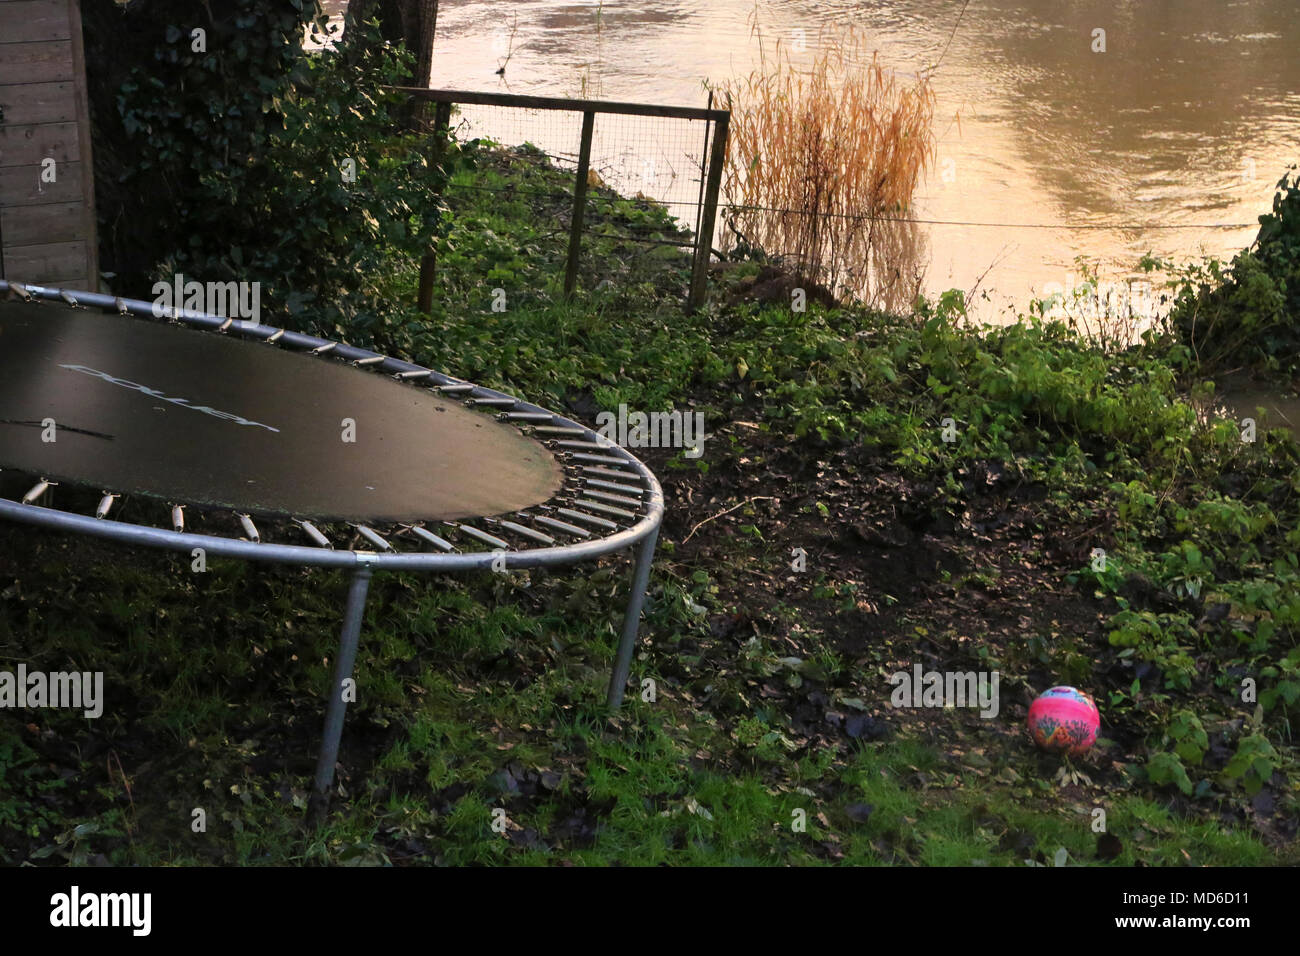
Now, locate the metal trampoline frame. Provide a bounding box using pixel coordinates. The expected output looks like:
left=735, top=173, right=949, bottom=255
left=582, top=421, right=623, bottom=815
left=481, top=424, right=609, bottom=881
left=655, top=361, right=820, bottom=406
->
left=0, top=279, right=664, bottom=804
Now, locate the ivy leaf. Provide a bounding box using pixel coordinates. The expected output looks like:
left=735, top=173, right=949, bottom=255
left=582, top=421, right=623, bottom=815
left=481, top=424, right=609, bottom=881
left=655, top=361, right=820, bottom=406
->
left=1146, top=752, right=1193, bottom=795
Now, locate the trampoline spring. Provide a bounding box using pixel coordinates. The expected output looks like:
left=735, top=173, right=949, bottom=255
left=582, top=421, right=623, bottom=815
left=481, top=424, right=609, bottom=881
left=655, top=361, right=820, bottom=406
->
left=115, top=297, right=129, bottom=315
left=453, top=523, right=510, bottom=551
left=266, top=329, right=286, bottom=343
left=238, top=514, right=261, bottom=544
left=529, top=515, right=591, bottom=539
left=469, top=397, right=519, bottom=408
left=583, top=478, right=646, bottom=496
left=171, top=505, right=186, bottom=533
left=501, top=412, right=554, bottom=422
left=59, top=291, right=80, bottom=308
left=581, top=489, right=645, bottom=509
left=396, top=369, right=432, bottom=380
left=353, top=525, right=394, bottom=552
left=491, top=519, right=555, bottom=546
left=569, top=452, right=631, bottom=467
left=406, top=524, right=456, bottom=552
left=552, top=507, right=618, bottom=531
left=554, top=440, right=612, bottom=451
left=95, top=493, right=120, bottom=519
left=215, top=317, right=233, bottom=332
left=296, top=520, right=333, bottom=549
left=9, top=283, right=32, bottom=302
left=531, top=426, right=586, bottom=436
left=354, top=355, right=386, bottom=366
left=310, top=342, right=339, bottom=355
left=581, top=466, right=643, bottom=482
left=21, top=480, right=53, bottom=505
left=570, top=498, right=637, bottom=521
left=437, top=384, right=475, bottom=394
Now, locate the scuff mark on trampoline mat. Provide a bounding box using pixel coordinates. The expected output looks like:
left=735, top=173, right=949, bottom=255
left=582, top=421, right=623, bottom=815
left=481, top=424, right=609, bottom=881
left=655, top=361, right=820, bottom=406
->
left=0, top=419, right=116, bottom=440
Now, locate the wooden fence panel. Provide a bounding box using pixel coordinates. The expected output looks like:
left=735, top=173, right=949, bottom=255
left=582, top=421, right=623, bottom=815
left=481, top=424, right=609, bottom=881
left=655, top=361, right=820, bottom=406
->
left=0, top=0, right=97, bottom=291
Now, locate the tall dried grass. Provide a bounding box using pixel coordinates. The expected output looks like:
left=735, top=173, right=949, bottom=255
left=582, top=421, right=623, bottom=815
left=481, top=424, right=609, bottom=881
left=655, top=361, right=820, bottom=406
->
left=717, top=19, right=937, bottom=305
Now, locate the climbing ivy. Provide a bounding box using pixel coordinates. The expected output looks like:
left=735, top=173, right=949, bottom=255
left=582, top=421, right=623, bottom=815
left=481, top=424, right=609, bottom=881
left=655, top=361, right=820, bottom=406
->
left=93, top=0, right=445, bottom=347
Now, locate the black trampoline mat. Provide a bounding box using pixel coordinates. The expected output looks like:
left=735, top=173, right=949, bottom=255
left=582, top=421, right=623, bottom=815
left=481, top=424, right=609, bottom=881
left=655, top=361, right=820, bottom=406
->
left=0, top=301, right=564, bottom=522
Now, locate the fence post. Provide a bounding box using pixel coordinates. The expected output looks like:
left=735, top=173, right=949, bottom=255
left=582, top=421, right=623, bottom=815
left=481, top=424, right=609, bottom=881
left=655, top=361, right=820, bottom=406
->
left=417, top=250, right=437, bottom=315
left=565, top=110, right=596, bottom=299
left=688, top=111, right=729, bottom=312
left=691, top=92, right=713, bottom=267
left=418, top=99, right=453, bottom=316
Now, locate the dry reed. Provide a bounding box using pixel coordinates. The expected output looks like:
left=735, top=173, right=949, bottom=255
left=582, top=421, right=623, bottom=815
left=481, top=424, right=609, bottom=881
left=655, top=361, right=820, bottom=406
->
left=717, top=17, right=937, bottom=304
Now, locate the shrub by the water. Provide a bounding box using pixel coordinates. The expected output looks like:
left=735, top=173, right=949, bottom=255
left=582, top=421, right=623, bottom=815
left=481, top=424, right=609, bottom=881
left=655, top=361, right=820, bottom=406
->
left=1167, top=168, right=1300, bottom=376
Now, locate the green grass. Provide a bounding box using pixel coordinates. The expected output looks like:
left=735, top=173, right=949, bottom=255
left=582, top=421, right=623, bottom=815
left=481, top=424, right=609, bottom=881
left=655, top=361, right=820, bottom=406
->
left=2, top=139, right=1299, bottom=866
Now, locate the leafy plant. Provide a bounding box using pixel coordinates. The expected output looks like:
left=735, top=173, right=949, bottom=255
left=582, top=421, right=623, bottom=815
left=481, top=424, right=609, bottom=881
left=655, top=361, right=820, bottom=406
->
left=112, top=4, right=446, bottom=347
left=1157, top=167, right=1300, bottom=375
left=1220, top=734, right=1278, bottom=796
left=1107, top=610, right=1198, bottom=690
left=1146, top=751, right=1194, bottom=796
left=1167, top=711, right=1209, bottom=766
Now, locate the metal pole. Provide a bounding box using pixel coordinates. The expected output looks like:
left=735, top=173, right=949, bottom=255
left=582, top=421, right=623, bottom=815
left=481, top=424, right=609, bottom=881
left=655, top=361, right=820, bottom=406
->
left=606, top=526, right=659, bottom=711
left=565, top=110, right=596, bottom=298
left=688, top=91, right=713, bottom=306
left=688, top=111, right=729, bottom=312
left=312, top=565, right=374, bottom=803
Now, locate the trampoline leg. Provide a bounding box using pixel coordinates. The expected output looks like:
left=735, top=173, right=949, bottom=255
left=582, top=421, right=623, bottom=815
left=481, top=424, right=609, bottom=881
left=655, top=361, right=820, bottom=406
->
left=312, top=566, right=373, bottom=807
left=607, top=527, right=659, bottom=711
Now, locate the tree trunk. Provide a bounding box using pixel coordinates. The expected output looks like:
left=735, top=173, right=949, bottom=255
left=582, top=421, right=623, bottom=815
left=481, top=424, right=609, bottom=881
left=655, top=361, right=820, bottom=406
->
left=346, top=0, right=437, bottom=128
left=412, top=0, right=437, bottom=90
left=406, top=0, right=438, bottom=129
left=342, top=1, right=432, bottom=51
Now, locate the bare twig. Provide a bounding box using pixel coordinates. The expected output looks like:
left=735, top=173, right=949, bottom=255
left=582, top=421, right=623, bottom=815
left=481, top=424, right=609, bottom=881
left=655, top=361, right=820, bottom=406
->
left=495, top=14, right=519, bottom=76
left=923, top=0, right=973, bottom=77
left=682, top=496, right=776, bottom=544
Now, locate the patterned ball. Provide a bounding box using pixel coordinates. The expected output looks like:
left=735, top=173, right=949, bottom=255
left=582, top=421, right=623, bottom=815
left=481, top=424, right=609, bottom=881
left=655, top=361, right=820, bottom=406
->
left=1027, top=686, right=1100, bottom=755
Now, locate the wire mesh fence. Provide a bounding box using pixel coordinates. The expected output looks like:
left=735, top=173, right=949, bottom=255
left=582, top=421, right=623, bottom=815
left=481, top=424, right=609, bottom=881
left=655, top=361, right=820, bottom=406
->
left=399, top=88, right=729, bottom=310
left=450, top=103, right=714, bottom=237
left=408, top=88, right=934, bottom=314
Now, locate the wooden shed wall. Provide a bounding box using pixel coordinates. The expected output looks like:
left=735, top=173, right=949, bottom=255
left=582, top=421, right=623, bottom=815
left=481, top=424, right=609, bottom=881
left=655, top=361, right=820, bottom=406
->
left=0, top=0, right=97, bottom=291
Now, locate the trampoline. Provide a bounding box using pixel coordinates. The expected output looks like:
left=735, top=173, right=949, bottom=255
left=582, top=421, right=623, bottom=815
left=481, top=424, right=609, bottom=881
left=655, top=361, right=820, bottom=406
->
left=0, top=279, right=663, bottom=804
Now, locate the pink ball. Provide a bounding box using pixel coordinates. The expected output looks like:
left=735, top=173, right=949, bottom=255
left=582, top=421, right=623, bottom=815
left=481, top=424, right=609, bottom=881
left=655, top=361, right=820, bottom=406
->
left=1027, top=686, right=1100, bottom=755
